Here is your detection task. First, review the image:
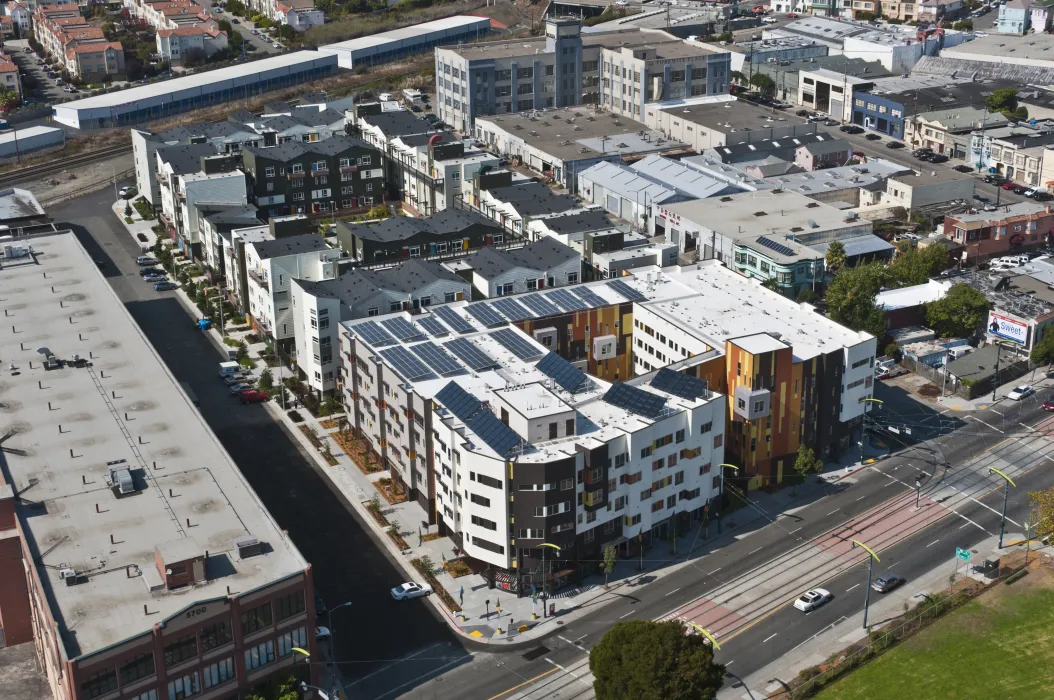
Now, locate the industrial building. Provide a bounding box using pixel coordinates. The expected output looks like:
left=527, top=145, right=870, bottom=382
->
left=0, top=125, right=66, bottom=159
left=318, top=15, right=490, bottom=70
left=0, top=230, right=316, bottom=700
left=52, top=51, right=338, bottom=130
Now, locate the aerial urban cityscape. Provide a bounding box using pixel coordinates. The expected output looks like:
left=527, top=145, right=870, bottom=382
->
left=2, top=0, right=1054, bottom=698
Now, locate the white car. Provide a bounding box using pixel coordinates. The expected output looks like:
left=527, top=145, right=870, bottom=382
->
left=1007, top=385, right=1036, bottom=401
left=273, top=42, right=282, bottom=49
left=391, top=582, right=433, bottom=600
left=793, top=588, right=833, bottom=612
left=762, top=16, right=779, bottom=23
left=315, top=626, right=331, bottom=641
left=118, top=186, right=136, bottom=198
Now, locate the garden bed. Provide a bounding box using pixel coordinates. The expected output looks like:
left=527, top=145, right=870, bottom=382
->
left=375, top=477, right=408, bottom=505
left=422, top=532, right=441, bottom=543
left=364, top=498, right=389, bottom=528
left=443, top=558, right=472, bottom=578
left=411, top=557, right=462, bottom=613
left=332, top=430, right=384, bottom=474
left=319, top=418, right=343, bottom=430
left=299, top=424, right=339, bottom=466
left=287, top=410, right=304, bottom=423
left=386, top=523, right=409, bottom=550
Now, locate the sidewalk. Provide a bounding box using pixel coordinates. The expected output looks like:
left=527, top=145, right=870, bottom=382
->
left=111, top=197, right=158, bottom=250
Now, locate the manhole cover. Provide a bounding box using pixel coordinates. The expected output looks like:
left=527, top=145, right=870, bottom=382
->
left=521, top=646, right=550, bottom=661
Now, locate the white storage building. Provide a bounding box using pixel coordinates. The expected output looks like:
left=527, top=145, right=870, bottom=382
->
left=317, top=15, right=490, bottom=70
left=0, top=126, right=65, bottom=158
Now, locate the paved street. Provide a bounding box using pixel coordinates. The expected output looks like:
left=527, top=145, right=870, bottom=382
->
left=50, top=190, right=465, bottom=695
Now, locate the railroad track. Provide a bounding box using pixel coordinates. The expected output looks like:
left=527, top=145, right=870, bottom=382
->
left=0, top=144, right=133, bottom=188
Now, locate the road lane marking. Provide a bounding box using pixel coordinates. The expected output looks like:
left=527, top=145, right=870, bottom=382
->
left=947, top=485, right=1022, bottom=527
left=856, top=495, right=866, bottom=501
left=1021, top=423, right=1036, bottom=431
left=926, top=539, right=940, bottom=547
left=763, top=633, right=777, bottom=643
left=665, top=588, right=681, bottom=596
left=545, top=658, right=591, bottom=687
left=749, top=547, right=763, bottom=555
left=486, top=669, right=559, bottom=700
left=827, top=508, right=840, bottom=516
left=789, top=527, right=802, bottom=534
left=343, top=642, right=447, bottom=688
left=724, top=660, right=734, bottom=667
left=369, top=653, right=477, bottom=699
left=968, top=415, right=1004, bottom=434
left=620, top=610, right=635, bottom=619
left=558, top=636, right=574, bottom=645
left=846, top=583, right=860, bottom=593
left=708, top=567, right=722, bottom=575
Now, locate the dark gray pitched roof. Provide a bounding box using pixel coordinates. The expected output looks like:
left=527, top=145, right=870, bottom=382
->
left=341, top=209, right=499, bottom=243
left=486, top=182, right=578, bottom=218
left=244, top=134, right=373, bottom=162
left=462, top=237, right=577, bottom=278
left=294, top=260, right=462, bottom=306
left=257, top=115, right=301, bottom=132
left=251, top=233, right=329, bottom=260
left=540, top=209, right=617, bottom=234
left=204, top=207, right=260, bottom=226
left=156, top=143, right=219, bottom=175
left=360, top=111, right=435, bottom=138
left=291, top=108, right=345, bottom=127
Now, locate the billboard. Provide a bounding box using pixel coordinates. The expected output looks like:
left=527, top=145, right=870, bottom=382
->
left=988, top=312, right=1028, bottom=345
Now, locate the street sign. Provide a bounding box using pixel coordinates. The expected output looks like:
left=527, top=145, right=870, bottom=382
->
left=956, top=547, right=971, bottom=562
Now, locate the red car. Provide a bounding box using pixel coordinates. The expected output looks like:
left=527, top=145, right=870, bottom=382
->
left=1044, top=396, right=1054, bottom=411
left=786, top=12, right=799, bottom=17
left=239, top=390, right=269, bottom=404
left=1002, top=182, right=1016, bottom=190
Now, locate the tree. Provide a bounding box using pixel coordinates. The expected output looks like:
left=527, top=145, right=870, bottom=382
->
left=1029, top=485, right=1054, bottom=544
left=258, top=367, right=274, bottom=393
left=796, top=287, right=818, bottom=304
left=761, top=277, right=782, bottom=293
left=924, top=283, right=991, bottom=338
left=883, top=342, right=902, bottom=362
left=792, top=444, right=821, bottom=494
left=825, top=240, right=847, bottom=274
left=1030, top=328, right=1054, bottom=366
left=590, top=620, right=725, bottom=700
left=953, top=19, right=974, bottom=30
left=603, top=545, right=617, bottom=588
left=985, top=87, right=1028, bottom=122
left=825, top=263, right=886, bottom=337
left=886, top=242, right=949, bottom=287
left=749, top=73, right=776, bottom=98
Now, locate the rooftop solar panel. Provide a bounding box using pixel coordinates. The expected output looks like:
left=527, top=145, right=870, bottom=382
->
left=434, top=381, right=521, bottom=456
left=435, top=381, right=483, bottom=422
left=756, top=235, right=796, bottom=258
left=379, top=346, right=436, bottom=382
left=351, top=321, right=397, bottom=347
left=417, top=315, right=450, bottom=337
left=520, top=293, right=562, bottom=317
left=570, top=285, right=608, bottom=307
left=547, top=288, right=589, bottom=312
left=536, top=352, right=587, bottom=392
left=603, top=382, right=666, bottom=419
left=492, top=297, right=536, bottom=322
left=465, top=303, right=508, bottom=328
left=444, top=338, right=499, bottom=372
left=607, top=279, right=647, bottom=303
left=410, top=342, right=464, bottom=376
left=650, top=367, right=710, bottom=401
left=433, top=306, right=474, bottom=334
left=491, top=328, right=544, bottom=361
left=382, top=317, right=427, bottom=343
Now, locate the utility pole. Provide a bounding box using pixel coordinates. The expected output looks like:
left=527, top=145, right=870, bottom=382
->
left=989, top=468, right=1016, bottom=549
left=717, top=463, right=739, bottom=534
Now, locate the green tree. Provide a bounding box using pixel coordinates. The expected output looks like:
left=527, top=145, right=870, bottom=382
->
left=1030, top=328, right=1054, bottom=366
left=883, top=342, right=903, bottom=362
left=796, top=287, right=818, bottom=304
left=1029, top=485, right=1054, bottom=544
left=953, top=19, right=974, bottom=30
left=825, top=263, right=886, bottom=336
left=825, top=240, right=847, bottom=274
left=590, top=620, right=725, bottom=700
left=749, top=73, right=776, bottom=97
left=924, top=283, right=991, bottom=338
left=792, top=444, right=821, bottom=494
left=761, top=277, right=782, bottom=293
left=258, top=367, right=274, bottom=393
left=886, top=242, right=949, bottom=287
left=603, top=545, right=617, bottom=587
left=730, top=70, right=747, bottom=84
left=985, top=87, right=1028, bottom=122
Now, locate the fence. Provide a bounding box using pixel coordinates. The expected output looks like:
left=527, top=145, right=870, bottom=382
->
left=900, top=354, right=1034, bottom=400
left=785, top=553, right=1048, bottom=699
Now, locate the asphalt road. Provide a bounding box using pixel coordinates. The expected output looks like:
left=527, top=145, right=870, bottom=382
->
left=51, top=190, right=461, bottom=694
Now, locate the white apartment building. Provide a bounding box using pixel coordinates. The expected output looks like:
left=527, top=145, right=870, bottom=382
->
left=388, top=133, right=500, bottom=216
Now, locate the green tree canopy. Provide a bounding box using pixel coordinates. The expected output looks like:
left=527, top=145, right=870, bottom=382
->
left=792, top=444, right=822, bottom=494
left=825, top=240, right=847, bottom=274
left=590, top=620, right=725, bottom=700
left=761, top=277, right=782, bottom=293
left=825, top=263, right=887, bottom=337
left=886, top=242, right=949, bottom=287
left=1030, top=328, right=1054, bottom=366
left=985, top=87, right=1028, bottom=121
left=796, top=287, right=819, bottom=304
left=1030, top=485, right=1054, bottom=543
left=924, top=284, right=990, bottom=338
left=749, top=73, right=776, bottom=97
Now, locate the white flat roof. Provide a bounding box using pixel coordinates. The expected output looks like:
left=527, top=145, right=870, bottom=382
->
left=319, top=15, right=489, bottom=52
left=1, top=231, right=306, bottom=660
left=875, top=279, right=951, bottom=310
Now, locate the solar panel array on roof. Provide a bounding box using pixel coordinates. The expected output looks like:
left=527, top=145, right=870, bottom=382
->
left=650, top=367, right=710, bottom=401
left=382, top=317, right=427, bottom=343
left=607, top=279, right=647, bottom=303
left=536, top=352, right=587, bottom=392
left=434, top=381, right=522, bottom=456
left=410, top=342, right=464, bottom=376
left=352, top=321, right=397, bottom=347
left=379, top=346, right=436, bottom=382
left=444, top=338, right=499, bottom=371
left=520, top=293, right=562, bottom=317
left=492, top=297, right=535, bottom=322
left=571, top=285, right=607, bottom=307
left=491, top=328, right=544, bottom=361
left=465, top=303, right=508, bottom=328
left=756, top=236, right=796, bottom=257
left=417, top=315, right=450, bottom=337
left=547, top=288, right=589, bottom=312
left=433, top=306, right=474, bottom=334
left=603, top=382, right=666, bottom=419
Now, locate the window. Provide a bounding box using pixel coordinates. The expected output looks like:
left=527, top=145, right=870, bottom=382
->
left=120, top=653, right=156, bottom=686
left=199, top=621, right=232, bottom=652
left=519, top=528, right=544, bottom=539
left=277, top=627, right=307, bottom=658
left=275, top=590, right=306, bottom=621
left=131, top=692, right=158, bottom=700
left=675, top=429, right=685, bottom=443
left=264, top=166, right=275, bottom=177
left=472, top=472, right=502, bottom=489
left=241, top=602, right=273, bottom=636
left=81, top=668, right=118, bottom=699
left=700, top=421, right=712, bottom=433
left=470, top=493, right=491, bottom=507
left=167, top=673, right=200, bottom=700
left=471, top=515, right=497, bottom=530
left=164, top=634, right=197, bottom=668
left=201, top=658, right=234, bottom=690
left=472, top=535, right=505, bottom=554
left=244, top=640, right=275, bottom=671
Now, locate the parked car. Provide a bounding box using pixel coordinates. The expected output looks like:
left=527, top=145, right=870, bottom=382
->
left=840, top=124, right=864, bottom=134
left=953, top=164, right=973, bottom=173
left=63, top=85, right=77, bottom=93
left=786, top=12, right=799, bottom=17
left=983, top=174, right=1004, bottom=184
left=865, top=133, right=882, bottom=141
left=1033, top=192, right=1054, bottom=201
left=222, top=372, right=253, bottom=386
left=143, top=273, right=166, bottom=283
left=1007, top=385, right=1036, bottom=401
left=913, top=148, right=933, bottom=158
left=240, top=390, right=269, bottom=404
left=391, top=582, right=433, bottom=600
left=231, top=17, right=239, bottom=23
left=315, top=626, right=331, bottom=642
left=138, top=267, right=162, bottom=277
left=1013, top=185, right=1028, bottom=194
left=118, top=185, right=136, bottom=198
left=136, top=256, right=158, bottom=266
left=886, top=141, right=905, bottom=149
left=23, top=46, right=32, bottom=53
left=229, top=383, right=254, bottom=395
left=273, top=42, right=282, bottom=49
left=762, top=16, right=779, bottom=23
left=796, top=109, right=809, bottom=117
left=871, top=573, right=904, bottom=593
left=153, top=281, right=178, bottom=291
left=1024, top=188, right=1038, bottom=197
left=1002, top=182, right=1017, bottom=190
left=793, top=589, right=832, bottom=612
left=1043, top=396, right=1054, bottom=411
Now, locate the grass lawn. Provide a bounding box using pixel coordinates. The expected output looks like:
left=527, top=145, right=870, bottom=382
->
left=816, top=568, right=1054, bottom=700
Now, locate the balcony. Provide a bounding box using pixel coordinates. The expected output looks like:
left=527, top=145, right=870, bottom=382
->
left=247, top=268, right=269, bottom=289
left=287, top=170, right=306, bottom=178
left=339, top=164, right=359, bottom=173
left=310, top=167, right=330, bottom=177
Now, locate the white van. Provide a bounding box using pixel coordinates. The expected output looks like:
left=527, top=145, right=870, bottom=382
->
left=218, top=361, right=240, bottom=377
left=946, top=346, right=972, bottom=361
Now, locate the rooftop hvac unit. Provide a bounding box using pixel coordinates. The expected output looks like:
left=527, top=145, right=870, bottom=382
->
left=106, top=466, right=137, bottom=495
left=235, top=535, right=263, bottom=560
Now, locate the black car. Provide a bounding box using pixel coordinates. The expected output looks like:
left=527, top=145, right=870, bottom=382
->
left=927, top=154, right=949, bottom=163
left=871, top=573, right=904, bottom=593
left=796, top=109, right=809, bottom=117
left=885, top=141, right=905, bottom=149
left=912, top=148, right=933, bottom=157
left=138, top=267, right=162, bottom=277
left=953, top=164, right=973, bottom=173
left=983, top=174, right=1006, bottom=184
left=840, top=125, right=864, bottom=134
left=824, top=118, right=838, bottom=126
left=1013, top=185, right=1028, bottom=194
left=865, top=133, right=882, bottom=141
left=1032, top=192, right=1054, bottom=201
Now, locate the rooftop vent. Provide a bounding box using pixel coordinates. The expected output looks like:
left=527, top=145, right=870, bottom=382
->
left=754, top=211, right=768, bottom=217
left=105, top=462, right=138, bottom=496
left=236, top=535, right=264, bottom=560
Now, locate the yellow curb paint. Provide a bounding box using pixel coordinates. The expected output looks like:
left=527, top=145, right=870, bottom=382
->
left=469, top=630, right=484, bottom=638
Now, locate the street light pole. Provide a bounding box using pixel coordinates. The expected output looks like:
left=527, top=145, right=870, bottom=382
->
left=718, top=463, right=739, bottom=534
left=988, top=467, right=1016, bottom=549
left=859, top=398, right=883, bottom=466
left=326, top=601, right=352, bottom=678
left=539, top=542, right=560, bottom=618
left=851, top=539, right=880, bottom=631
left=915, top=475, right=922, bottom=510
